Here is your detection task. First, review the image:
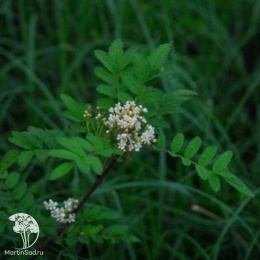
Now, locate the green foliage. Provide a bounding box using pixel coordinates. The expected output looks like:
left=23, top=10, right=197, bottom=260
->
left=0, top=150, right=20, bottom=177
left=147, top=43, right=172, bottom=71
left=5, top=172, right=20, bottom=189
left=94, top=39, right=195, bottom=127
left=61, top=94, right=85, bottom=123
left=68, top=206, right=140, bottom=245
left=167, top=133, right=254, bottom=196
left=170, top=133, right=185, bottom=153
left=50, top=162, right=74, bottom=180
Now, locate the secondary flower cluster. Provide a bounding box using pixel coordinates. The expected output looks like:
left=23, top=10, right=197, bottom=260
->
left=43, top=198, right=78, bottom=224
left=104, top=101, right=157, bottom=152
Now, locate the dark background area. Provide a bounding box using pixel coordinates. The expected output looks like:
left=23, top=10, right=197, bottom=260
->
left=0, top=0, right=260, bottom=259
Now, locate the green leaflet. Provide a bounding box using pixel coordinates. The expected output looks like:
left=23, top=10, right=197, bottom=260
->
left=95, top=67, right=117, bottom=85
left=171, top=133, right=184, bottom=153
left=88, top=155, right=103, bottom=174
left=48, top=149, right=79, bottom=160
left=198, top=146, right=217, bottom=166
left=184, top=137, right=202, bottom=159
left=195, top=165, right=209, bottom=180
left=76, top=158, right=91, bottom=174
left=108, top=39, right=124, bottom=72
left=96, top=147, right=123, bottom=157
left=9, top=131, right=39, bottom=150
left=12, top=181, right=27, bottom=200
left=94, top=50, right=115, bottom=73
left=149, top=69, right=173, bottom=80
left=72, top=137, right=93, bottom=152
left=27, top=127, right=59, bottom=149
left=97, top=84, right=117, bottom=98
left=17, top=150, right=35, bottom=170
left=56, top=136, right=86, bottom=157
left=181, top=157, right=191, bottom=166
left=61, top=94, right=83, bottom=114
left=141, top=88, right=163, bottom=104
left=119, top=48, right=136, bottom=72
left=121, top=74, right=143, bottom=95
left=0, top=150, right=20, bottom=176
left=208, top=174, right=220, bottom=192
left=147, top=43, right=172, bottom=71
left=61, top=94, right=85, bottom=123
left=216, top=171, right=254, bottom=197
left=87, top=133, right=107, bottom=150
left=9, top=128, right=60, bottom=158
left=212, top=151, right=233, bottom=172
left=5, top=172, right=20, bottom=189
left=133, top=53, right=150, bottom=82
left=50, top=162, right=73, bottom=180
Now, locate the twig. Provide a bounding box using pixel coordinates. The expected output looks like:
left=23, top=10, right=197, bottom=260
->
left=31, top=156, right=118, bottom=258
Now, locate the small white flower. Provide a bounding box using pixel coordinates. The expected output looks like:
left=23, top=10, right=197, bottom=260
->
left=67, top=213, right=76, bottom=223
left=44, top=199, right=58, bottom=210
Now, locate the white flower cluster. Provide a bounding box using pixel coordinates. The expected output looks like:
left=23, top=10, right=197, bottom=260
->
left=43, top=198, right=78, bottom=224
left=104, top=101, right=157, bottom=152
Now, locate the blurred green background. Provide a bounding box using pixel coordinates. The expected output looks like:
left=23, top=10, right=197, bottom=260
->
left=1, top=0, right=260, bottom=259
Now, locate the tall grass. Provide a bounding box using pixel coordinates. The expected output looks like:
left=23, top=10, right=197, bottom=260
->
left=1, top=0, right=259, bottom=259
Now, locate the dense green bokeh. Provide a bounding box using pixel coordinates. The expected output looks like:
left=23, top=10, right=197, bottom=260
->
left=1, top=0, right=259, bottom=259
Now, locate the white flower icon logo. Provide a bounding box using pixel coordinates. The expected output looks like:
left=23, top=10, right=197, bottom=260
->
left=9, top=213, right=39, bottom=250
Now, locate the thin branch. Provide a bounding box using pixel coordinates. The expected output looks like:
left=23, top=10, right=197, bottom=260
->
left=31, top=156, right=118, bottom=258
